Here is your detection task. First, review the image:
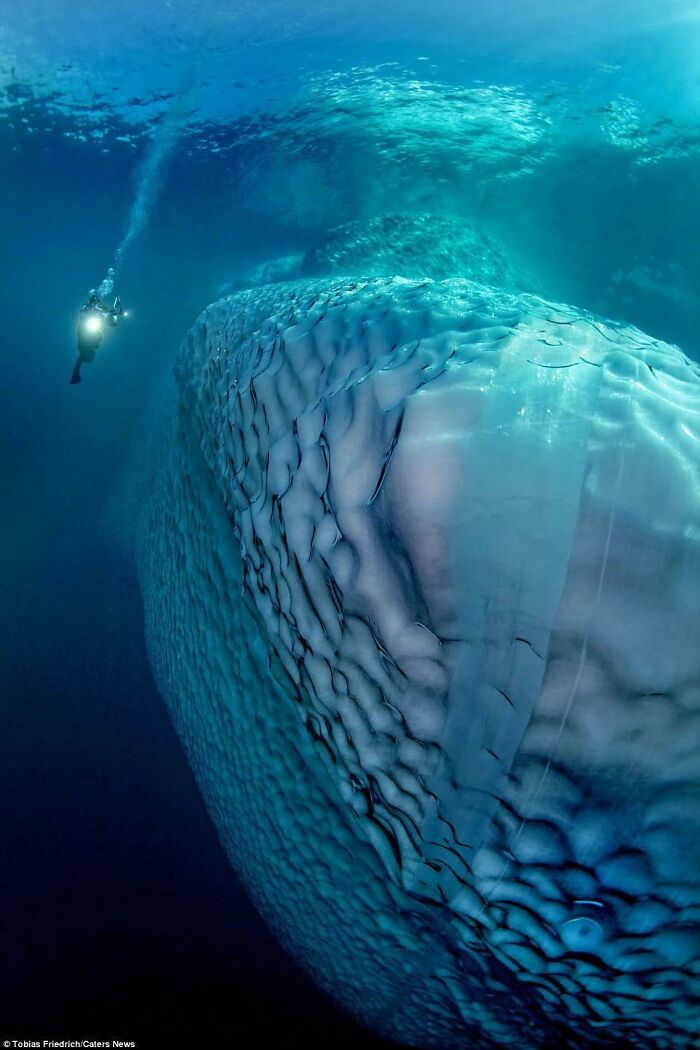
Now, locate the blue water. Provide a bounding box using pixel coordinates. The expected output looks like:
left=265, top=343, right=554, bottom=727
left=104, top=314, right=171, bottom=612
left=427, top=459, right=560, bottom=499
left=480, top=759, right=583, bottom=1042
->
left=2, top=1, right=699, bottom=1045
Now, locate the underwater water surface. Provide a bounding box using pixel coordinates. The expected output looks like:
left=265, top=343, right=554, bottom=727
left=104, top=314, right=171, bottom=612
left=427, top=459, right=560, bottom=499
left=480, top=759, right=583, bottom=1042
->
left=2, top=2, right=700, bottom=1047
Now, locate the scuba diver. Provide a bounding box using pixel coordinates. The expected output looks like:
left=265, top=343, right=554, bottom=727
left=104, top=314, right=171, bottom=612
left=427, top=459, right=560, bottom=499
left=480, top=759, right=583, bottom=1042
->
left=70, top=290, right=125, bottom=385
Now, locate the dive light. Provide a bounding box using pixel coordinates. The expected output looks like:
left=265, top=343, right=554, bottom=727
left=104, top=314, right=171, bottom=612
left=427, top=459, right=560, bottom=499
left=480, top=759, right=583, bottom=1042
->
left=83, top=314, right=104, bottom=335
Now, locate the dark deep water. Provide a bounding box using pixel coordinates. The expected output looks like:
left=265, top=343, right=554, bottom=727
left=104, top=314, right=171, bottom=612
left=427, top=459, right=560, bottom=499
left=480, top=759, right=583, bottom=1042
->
left=0, top=118, right=397, bottom=1048
left=3, top=1, right=700, bottom=1046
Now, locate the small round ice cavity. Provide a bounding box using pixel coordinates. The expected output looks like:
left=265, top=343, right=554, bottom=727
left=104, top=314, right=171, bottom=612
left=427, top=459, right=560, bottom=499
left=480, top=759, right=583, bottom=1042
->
left=559, top=901, right=610, bottom=952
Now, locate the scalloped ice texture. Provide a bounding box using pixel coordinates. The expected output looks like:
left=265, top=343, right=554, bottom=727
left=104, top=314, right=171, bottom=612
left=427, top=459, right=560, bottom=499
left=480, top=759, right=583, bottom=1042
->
left=300, top=214, right=525, bottom=287
left=228, top=214, right=525, bottom=296
left=136, top=276, right=700, bottom=1048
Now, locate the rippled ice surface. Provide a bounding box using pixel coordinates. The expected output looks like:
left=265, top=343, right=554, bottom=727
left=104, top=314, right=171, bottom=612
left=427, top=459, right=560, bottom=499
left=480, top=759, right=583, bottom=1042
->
left=3, top=2, right=700, bottom=1047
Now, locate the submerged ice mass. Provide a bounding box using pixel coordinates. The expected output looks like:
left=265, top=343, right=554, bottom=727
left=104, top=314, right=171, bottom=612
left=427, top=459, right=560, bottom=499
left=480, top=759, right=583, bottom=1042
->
left=135, top=271, right=700, bottom=1047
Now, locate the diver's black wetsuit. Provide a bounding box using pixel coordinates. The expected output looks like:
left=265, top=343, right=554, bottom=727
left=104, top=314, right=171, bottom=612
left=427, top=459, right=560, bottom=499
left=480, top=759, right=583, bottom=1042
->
left=70, top=293, right=122, bottom=385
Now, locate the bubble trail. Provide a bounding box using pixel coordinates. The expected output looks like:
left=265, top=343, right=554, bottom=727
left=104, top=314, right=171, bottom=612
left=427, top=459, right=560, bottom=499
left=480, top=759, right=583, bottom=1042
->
left=98, top=70, right=196, bottom=299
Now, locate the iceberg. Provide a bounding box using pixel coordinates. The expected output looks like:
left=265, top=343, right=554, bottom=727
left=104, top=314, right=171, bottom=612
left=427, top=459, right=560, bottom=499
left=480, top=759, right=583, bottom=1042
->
left=134, top=274, right=700, bottom=1047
